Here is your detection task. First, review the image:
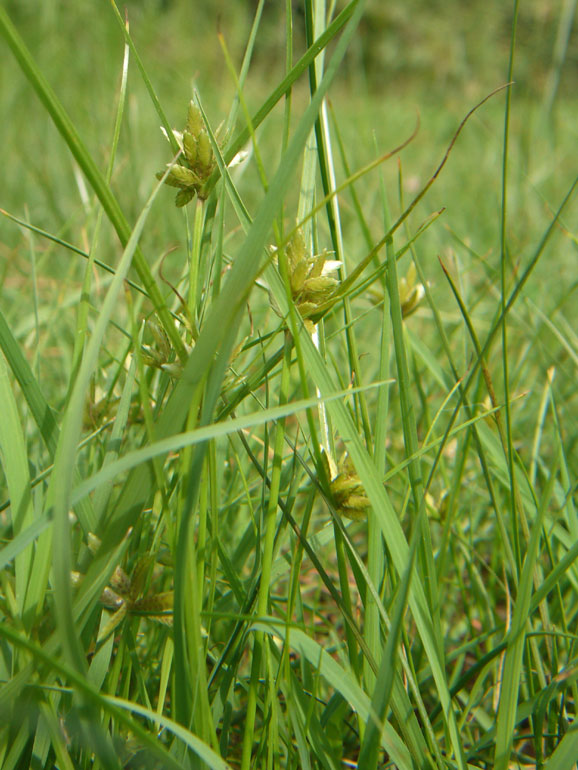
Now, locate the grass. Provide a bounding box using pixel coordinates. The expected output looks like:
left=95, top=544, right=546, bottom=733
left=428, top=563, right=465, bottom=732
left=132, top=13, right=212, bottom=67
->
left=1, top=0, right=577, bottom=768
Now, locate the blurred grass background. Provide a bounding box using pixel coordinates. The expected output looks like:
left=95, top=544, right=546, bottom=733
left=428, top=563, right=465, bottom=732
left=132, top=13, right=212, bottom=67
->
left=2, top=0, right=576, bottom=248
left=1, top=0, right=576, bottom=428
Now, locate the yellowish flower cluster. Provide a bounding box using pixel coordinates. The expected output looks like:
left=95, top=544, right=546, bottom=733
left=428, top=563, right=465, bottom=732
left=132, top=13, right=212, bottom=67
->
left=157, top=101, right=223, bottom=206
left=273, top=230, right=341, bottom=333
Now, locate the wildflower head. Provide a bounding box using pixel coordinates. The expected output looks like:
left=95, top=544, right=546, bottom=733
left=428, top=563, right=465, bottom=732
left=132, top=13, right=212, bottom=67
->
left=321, top=450, right=371, bottom=521
left=157, top=101, right=224, bottom=206
left=398, top=263, right=426, bottom=318
left=272, top=230, right=341, bottom=333
left=142, top=316, right=190, bottom=378
left=369, top=262, right=427, bottom=319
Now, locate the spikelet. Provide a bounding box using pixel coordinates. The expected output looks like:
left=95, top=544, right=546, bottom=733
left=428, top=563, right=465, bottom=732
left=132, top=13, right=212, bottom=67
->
left=271, top=229, right=341, bottom=333
left=323, top=451, right=371, bottom=521
left=157, top=100, right=226, bottom=206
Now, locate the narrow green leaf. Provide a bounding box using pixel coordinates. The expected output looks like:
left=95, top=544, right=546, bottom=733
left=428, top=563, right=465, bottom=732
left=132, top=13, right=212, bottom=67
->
left=0, top=6, right=185, bottom=359
left=254, top=621, right=413, bottom=770
left=49, top=166, right=170, bottom=675
left=0, top=352, right=36, bottom=614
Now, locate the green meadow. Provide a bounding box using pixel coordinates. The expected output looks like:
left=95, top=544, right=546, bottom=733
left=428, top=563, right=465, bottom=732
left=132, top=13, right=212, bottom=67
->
left=1, top=1, right=577, bottom=768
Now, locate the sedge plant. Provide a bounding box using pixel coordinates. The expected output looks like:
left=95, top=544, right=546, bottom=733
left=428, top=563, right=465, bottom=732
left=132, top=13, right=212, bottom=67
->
left=1, top=1, right=577, bottom=769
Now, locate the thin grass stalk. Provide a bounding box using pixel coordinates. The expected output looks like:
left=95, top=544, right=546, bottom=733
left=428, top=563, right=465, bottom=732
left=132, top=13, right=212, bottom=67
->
left=129, top=318, right=168, bottom=504
left=38, top=700, right=76, bottom=770
left=334, top=521, right=362, bottom=677
left=299, top=0, right=323, bottom=247
left=329, top=101, right=375, bottom=252
left=188, top=199, right=206, bottom=338
left=94, top=7, right=365, bottom=680
left=296, top=3, right=332, bottom=474
left=529, top=372, right=553, bottom=487
left=499, top=0, right=521, bottom=575
left=205, top=1, right=361, bottom=191
left=240, top=333, right=292, bottom=770
left=172, top=379, right=211, bottom=737
left=546, top=376, right=578, bottom=712
left=281, top=489, right=316, bottom=696
left=196, top=446, right=212, bottom=612
left=542, top=0, right=578, bottom=114
left=304, top=2, right=364, bottom=694
left=305, top=0, right=372, bottom=445
left=0, top=209, right=151, bottom=300
left=363, top=165, right=391, bottom=693
left=222, top=0, right=266, bottom=138
left=217, top=33, right=270, bottom=193
left=494, top=489, right=547, bottom=770
left=174, top=411, right=224, bottom=763
left=385, top=217, right=443, bottom=641
left=264, top=640, right=283, bottom=769
left=0, top=353, right=35, bottom=623
left=91, top=351, right=137, bottom=524
left=282, top=0, right=294, bottom=153
left=357, top=528, right=421, bottom=770
left=0, top=7, right=187, bottom=359
left=386, top=236, right=459, bottom=752
left=108, top=0, right=178, bottom=155
left=286, top=326, right=367, bottom=695
left=25, top=214, right=41, bottom=383
left=433, top=263, right=518, bottom=578
left=69, top=21, right=129, bottom=399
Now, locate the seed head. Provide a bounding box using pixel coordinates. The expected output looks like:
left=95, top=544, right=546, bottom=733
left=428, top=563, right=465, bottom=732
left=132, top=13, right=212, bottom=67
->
left=272, top=230, right=341, bottom=333
left=157, top=100, right=225, bottom=206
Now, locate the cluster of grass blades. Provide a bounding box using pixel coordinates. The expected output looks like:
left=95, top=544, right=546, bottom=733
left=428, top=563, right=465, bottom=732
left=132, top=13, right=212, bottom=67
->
left=1, top=0, right=578, bottom=768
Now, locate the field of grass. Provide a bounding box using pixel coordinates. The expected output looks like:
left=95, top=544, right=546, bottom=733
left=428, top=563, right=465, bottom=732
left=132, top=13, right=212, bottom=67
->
left=1, top=1, right=577, bottom=768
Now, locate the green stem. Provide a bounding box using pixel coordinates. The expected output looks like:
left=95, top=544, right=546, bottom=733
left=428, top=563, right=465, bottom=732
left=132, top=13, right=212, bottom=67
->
left=188, top=198, right=205, bottom=340
left=0, top=7, right=186, bottom=361
left=240, top=333, right=292, bottom=770
left=385, top=238, right=443, bottom=656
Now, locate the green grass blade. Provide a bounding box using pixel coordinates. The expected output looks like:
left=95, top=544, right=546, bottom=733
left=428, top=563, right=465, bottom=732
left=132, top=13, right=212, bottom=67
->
left=0, top=623, right=233, bottom=770
left=266, top=261, right=466, bottom=767
left=70, top=380, right=387, bottom=504
left=494, top=490, right=544, bottom=769
left=0, top=352, right=36, bottom=616
left=102, top=0, right=365, bottom=601
left=0, top=209, right=150, bottom=299
left=49, top=169, right=170, bottom=675
left=0, top=306, right=59, bottom=454
left=0, top=6, right=185, bottom=359
left=108, top=0, right=180, bottom=155
left=0, top=303, right=97, bottom=536
left=212, top=0, right=362, bottom=184
left=542, top=725, right=578, bottom=770
left=254, top=620, right=413, bottom=770
left=357, top=526, right=422, bottom=769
